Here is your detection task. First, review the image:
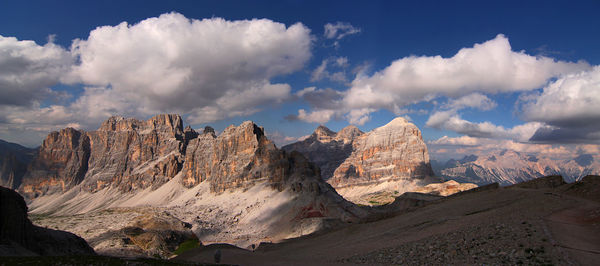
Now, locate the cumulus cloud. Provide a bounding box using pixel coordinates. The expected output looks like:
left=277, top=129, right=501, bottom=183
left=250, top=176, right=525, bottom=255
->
left=341, top=34, right=588, bottom=123
left=425, top=110, right=542, bottom=141
left=65, top=13, right=311, bottom=124
left=0, top=13, right=313, bottom=146
left=0, top=35, right=72, bottom=106
left=295, top=34, right=588, bottom=126
left=519, top=67, right=600, bottom=143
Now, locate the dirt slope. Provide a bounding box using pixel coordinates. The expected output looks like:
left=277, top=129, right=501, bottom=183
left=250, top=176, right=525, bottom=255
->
left=175, top=178, right=599, bottom=265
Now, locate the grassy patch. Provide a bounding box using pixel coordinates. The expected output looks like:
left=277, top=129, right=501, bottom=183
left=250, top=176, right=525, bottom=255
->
left=368, top=200, right=380, bottom=205
left=174, top=238, right=200, bottom=255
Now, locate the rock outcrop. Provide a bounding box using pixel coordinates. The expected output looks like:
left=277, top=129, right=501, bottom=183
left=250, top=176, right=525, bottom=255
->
left=0, top=186, right=95, bottom=256
left=0, top=139, right=35, bottom=189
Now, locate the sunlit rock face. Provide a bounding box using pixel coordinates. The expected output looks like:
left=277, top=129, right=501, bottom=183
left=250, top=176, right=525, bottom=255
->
left=20, top=114, right=186, bottom=197
left=20, top=128, right=91, bottom=198
left=330, top=117, right=435, bottom=188
left=181, top=121, right=321, bottom=193
left=284, top=117, right=436, bottom=189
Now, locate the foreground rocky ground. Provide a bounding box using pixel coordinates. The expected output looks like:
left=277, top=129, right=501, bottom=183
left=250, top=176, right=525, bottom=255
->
left=174, top=176, right=600, bottom=265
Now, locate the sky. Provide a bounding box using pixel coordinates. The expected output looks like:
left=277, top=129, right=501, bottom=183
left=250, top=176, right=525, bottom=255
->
left=0, top=0, right=599, bottom=161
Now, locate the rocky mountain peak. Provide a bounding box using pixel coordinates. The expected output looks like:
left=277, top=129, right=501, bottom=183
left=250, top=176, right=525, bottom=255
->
left=147, top=114, right=184, bottom=136
left=98, top=114, right=183, bottom=138
left=379, top=117, right=410, bottom=129
left=284, top=117, right=436, bottom=199
left=202, top=126, right=216, bottom=136
left=313, top=125, right=336, bottom=137
left=330, top=117, right=435, bottom=188
left=336, top=125, right=363, bottom=143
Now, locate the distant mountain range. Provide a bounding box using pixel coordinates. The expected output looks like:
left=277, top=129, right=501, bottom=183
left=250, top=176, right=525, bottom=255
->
left=432, top=150, right=599, bottom=185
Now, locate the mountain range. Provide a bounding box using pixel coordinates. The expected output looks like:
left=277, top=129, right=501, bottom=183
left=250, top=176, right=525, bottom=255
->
left=432, top=149, right=599, bottom=185
left=2, top=114, right=598, bottom=258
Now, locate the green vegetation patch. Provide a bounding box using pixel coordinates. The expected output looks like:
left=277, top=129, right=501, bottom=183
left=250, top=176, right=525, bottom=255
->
left=174, top=238, right=201, bottom=255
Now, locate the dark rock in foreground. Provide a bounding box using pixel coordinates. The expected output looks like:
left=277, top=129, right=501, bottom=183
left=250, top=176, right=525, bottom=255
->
left=0, top=186, right=95, bottom=256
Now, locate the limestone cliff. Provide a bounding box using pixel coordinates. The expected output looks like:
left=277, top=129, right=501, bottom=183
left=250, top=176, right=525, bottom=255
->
left=20, top=128, right=90, bottom=198
left=330, top=117, right=436, bottom=188
left=20, top=114, right=185, bottom=198
left=284, top=117, right=436, bottom=189
left=182, top=121, right=330, bottom=194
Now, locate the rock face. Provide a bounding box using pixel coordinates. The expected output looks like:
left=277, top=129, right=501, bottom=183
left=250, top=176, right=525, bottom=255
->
left=0, top=186, right=95, bottom=256
left=434, top=150, right=600, bottom=186
left=0, top=139, right=35, bottom=189
left=20, top=128, right=90, bottom=198
left=284, top=117, right=436, bottom=189
left=330, top=118, right=435, bottom=188
left=20, top=114, right=185, bottom=198
left=282, top=125, right=362, bottom=181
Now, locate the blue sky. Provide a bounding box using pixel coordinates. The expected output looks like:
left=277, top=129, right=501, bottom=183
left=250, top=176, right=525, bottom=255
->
left=1, top=0, right=599, bottom=161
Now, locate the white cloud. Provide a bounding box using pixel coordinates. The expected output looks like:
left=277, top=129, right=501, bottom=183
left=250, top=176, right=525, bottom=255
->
left=310, top=57, right=349, bottom=83
left=428, top=135, right=592, bottom=161
left=295, top=34, right=588, bottom=126
left=324, top=22, right=360, bottom=40
left=520, top=66, right=600, bottom=127
left=0, top=13, right=313, bottom=146
left=445, top=93, right=497, bottom=111
left=425, top=110, right=541, bottom=142
left=311, top=60, right=329, bottom=81
left=0, top=35, right=72, bottom=106
left=67, top=12, right=311, bottom=124
left=517, top=66, right=600, bottom=143
left=296, top=109, right=335, bottom=124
